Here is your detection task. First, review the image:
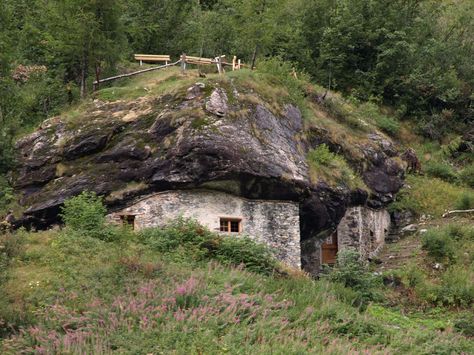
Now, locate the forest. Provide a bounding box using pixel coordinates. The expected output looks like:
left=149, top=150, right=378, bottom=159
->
left=1, top=0, right=473, bottom=177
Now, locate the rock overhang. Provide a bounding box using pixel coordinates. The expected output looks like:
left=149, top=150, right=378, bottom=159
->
left=11, top=78, right=404, bottom=242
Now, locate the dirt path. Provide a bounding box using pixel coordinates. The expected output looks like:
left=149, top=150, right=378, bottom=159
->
left=375, top=231, right=423, bottom=272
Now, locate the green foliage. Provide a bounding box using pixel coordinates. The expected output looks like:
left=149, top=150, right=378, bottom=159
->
left=424, top=161, right=458, bottom=183
left=455, top=314, right=474, bottom=337
left=60, top=191, right=106, bottom=232
left=138, top=218, right=277, bottom=275
left=355, top=102, right=400, bottom=136
left=388, top=175, right=470, bottom=216
left=324, top=248, right=382, bottom=308
left=59, top=191, right=122, bottom=242
left=0, top=176, right=14, bottom=216
left=435, top=266, right=474, bottom=307
left=307, top=144, right=365, bottom=189
left=307, top=144, right=334, bottom=165
left=455, top=191, right=474, bottom=210
left=459, top=163, right=474, bottom=188
left=421, top=228, right=457, bottom=263
left=1, top=226, right=474, bottom=353
left=257, top=56, right=310, bottom=108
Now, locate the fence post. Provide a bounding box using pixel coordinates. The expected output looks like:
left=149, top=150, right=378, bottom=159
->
left=232, top=56, right=237, bottom=71
left=238, top=59, right=241, bottom=70
left=181, top=53, right=187, bottom=73
left=217, top=56, right=224, bottom=75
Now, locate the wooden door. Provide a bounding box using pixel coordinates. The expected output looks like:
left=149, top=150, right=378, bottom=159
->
left=321, top=232, right=338, bottom=265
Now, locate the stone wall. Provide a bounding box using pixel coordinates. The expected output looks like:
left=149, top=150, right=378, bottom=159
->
left=301, top=206, right=391, bottom=276
left=337, top=206, right=390, bottom=259
left=107, top=189, right=301, bottom=268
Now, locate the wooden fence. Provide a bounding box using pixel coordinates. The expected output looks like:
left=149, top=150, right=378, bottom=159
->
left=93, top=53, right=247, bottom=90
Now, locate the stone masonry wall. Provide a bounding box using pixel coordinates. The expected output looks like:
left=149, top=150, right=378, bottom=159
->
left=107, top=189, right=301, bottom=268
left=337, top=206, right=390, bottom=260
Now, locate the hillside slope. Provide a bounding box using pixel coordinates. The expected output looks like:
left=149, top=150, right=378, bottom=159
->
left=1, top=221, right=473, bottom=354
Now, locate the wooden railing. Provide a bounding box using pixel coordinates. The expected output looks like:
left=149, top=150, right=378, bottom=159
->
left=93, top=53, right=247, bottom=90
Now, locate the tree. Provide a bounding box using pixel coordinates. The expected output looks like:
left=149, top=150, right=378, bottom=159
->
left=45, top=0, right=125, bottom=97
left=0, top=2, right=19, bottom=173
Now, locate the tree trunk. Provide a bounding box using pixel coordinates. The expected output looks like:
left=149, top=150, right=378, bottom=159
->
left=251, top=44, right=259, bottom=70
left=80, top=50, right=88, bottom=98
left=94, top=61, right=101, bottom=91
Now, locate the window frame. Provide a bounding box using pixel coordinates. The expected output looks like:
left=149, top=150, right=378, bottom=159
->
left=219, top=217, right=242, bottom=233
left=119, top=214, right=136, bottom=230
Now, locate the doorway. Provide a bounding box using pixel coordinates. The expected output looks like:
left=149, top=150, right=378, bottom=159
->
left=321, top=231, right=338, bottom=265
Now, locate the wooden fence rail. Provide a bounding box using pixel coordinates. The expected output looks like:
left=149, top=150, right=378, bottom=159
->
left=93, top=53, right=247, bottom=91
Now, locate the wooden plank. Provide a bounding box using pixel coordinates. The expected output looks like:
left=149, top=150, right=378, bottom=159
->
left=134, top=54, right=170, bottom=59
left=181, top=54, right=187, bottom=73
left=186, top=55, right=214, bottom=61
left=134, top=54, right=171, bottom=62
left=93, top=60, right=180, bottom=89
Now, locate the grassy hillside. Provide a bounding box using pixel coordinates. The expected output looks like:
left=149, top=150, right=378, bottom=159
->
left=1, top=64, right=473, bottom=354
left=1, top=218, right=473, bottom=354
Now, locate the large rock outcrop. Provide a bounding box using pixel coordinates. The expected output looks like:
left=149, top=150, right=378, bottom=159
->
left=11, top=79, right=404, bottom=254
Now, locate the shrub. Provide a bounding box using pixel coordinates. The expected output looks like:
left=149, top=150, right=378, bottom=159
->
left=421, top=228, right=456, bottom=262
left=454, top=314, right=474, bottom=336
left=138, top=218, right=277, bottom=275
left=0, top=232, right=23, bottom=281
left=459, top=163, right=474, bottom=188
left=257, top=56, right=309, bottom=107
left=307, top=144, right=365, bottom=189
left=61, top=191, right=106, bottom=232
left=374, top=115, right=400, bottom=136
left=323, top=249, right=381, bottom=308
left=424, top=161, right=457, bottom=182
left=435, top=266, right=474, bottom=307
left=307, top=144, right=334, bottom=165
left=0, top=176, right=14, bottom=215
left=355, top=102, right=400, bottom=136
left=60, top=192, right=121, bottom=241
left=454, top=191, right=474, bottom=210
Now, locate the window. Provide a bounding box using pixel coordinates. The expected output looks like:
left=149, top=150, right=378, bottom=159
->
left=219, top=218, right=242, bottom=233
left=120, top=215, right=136, bottom=230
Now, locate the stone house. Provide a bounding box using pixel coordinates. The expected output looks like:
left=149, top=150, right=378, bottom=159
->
left=302, top=206, right=391, bottom=275
left=107, top=189, right=301, bottom=268
left=108, top=189, right=390, bottom=274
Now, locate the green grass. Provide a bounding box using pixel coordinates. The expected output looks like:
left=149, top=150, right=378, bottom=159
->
left=1, top=224, right=473, bottom=354
left=389, top=175, right=473, bottom=217
left=307, top=144, right=367, bottom=190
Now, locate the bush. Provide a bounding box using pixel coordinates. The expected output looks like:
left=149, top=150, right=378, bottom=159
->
left=421, top=229, right=456, bottom=262
left=307, top=144, right=334, bottom=165
left=356, top=102, right=400, bottom=135
left=454, top=191, right=474, bottom=210
left=138, top=218, right=277, bottom=275
left=0, top=232, right=23, bottom=280
left=424, top=161, right=457, bottom=182
left=435, top=266, right=474, bottom=307
left=459, top=163, right=474, bottom=188
left=60, top=191, right=122, bottom=241
left=61, top=191, right=106, bottom=231
left=323, top=249, right=381, bottom=308
left=257, top=56, right=309, bottom=107
left=0, top=176, right=14, bottom=215
left=454, top=314, right=474, bottom=336
left=374, top=115, right=400, bottom=136
left=307, top=144, right=364, bottom=189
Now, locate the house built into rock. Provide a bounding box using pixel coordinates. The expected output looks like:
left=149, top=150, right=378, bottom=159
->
left=107, top=189, right=301, bottom=268
left=108, top=189, right=390, bottom=272
left=302, top=206, right=391, bottom=275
